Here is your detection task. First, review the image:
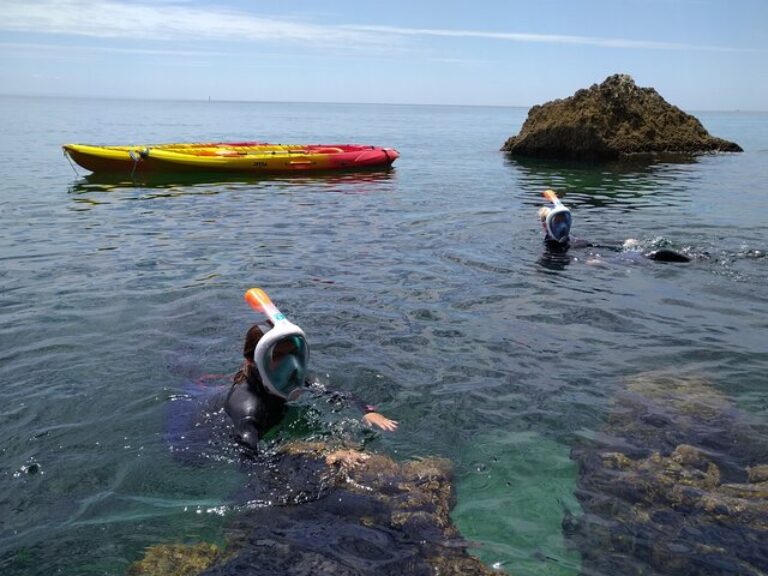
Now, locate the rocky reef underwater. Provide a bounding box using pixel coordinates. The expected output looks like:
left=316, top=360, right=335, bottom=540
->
left=569, top=373, right=768, bottom=576
left=136, top=371, right=768, bottom=576
left=129, top=443, right=494, bottom=576
left=131, top=387, right=494, bottom=576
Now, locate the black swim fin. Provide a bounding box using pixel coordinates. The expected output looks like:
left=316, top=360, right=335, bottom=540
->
left=645, top=249, right=690, bottom=263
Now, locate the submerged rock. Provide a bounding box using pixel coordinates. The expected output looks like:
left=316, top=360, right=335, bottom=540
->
left=502, top=74, right=742, bottom=160
left=570, top=373, right=768, bottom=575
left=130, top=442, right=495, bottom=576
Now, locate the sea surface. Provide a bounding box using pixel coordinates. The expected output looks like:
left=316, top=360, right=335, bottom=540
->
left=0, top=96, right=766, bottom=575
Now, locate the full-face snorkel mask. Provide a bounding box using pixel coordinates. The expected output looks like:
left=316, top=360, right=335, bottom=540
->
left=245, top=288, right=309, bottom=401
left=542, top=189, right=572, bottom=243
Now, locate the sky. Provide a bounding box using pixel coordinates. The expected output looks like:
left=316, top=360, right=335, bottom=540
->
left=1, top=0, right=766, bottom=110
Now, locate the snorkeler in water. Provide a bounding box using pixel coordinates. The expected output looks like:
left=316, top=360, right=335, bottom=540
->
left=538, top=189, right=691, bottom=263
left=225, top=288, right=398, bottom=454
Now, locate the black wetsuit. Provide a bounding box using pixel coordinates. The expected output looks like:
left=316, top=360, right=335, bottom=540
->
left=225, top=375, right=288, bottom=452
left=224, top=373, right=375, bottom=453
left=544, top=237, right=690, bottom=262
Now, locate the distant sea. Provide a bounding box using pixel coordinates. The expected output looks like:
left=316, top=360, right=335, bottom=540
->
left=0, top=96, right=766, bottom=575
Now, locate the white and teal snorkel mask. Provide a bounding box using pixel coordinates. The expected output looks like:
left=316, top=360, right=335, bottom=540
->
left=245, top=288, right=309, bottom=401
left=542, top=189, right=572, bottom=243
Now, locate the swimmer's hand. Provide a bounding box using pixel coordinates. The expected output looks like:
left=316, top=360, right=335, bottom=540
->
left=362, top=412, right=399, bottom=432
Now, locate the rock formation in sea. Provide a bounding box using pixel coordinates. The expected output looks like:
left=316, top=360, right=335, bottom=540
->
left=568, top=373, right=768, bottom=575
left=502, top=74, right=743, bottom=160
left=129, top=442, right=495, bottom=576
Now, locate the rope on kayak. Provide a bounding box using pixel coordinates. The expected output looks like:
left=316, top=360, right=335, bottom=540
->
left=63, top=150, right=80, bottom=176
left=129, top=150, right=142, bottom=180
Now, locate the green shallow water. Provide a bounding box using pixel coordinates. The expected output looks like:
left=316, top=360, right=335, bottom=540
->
left=0, top=96, right=767, bottom=575
left=453, top=431, right=581, bottom=575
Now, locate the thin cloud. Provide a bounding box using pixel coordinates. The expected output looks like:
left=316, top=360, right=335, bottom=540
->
left=2, top=0, right=369, bottom=45
left=0, top=41, right=226, bottom=57
left=344, top=24, right=752, bottom=53
left=427, top=57, right=489, bottom=65
left=1, top=0, right=751, bottom=54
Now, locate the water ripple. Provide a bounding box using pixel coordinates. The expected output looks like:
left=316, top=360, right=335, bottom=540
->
left=1, top=99, right=767, bottom=575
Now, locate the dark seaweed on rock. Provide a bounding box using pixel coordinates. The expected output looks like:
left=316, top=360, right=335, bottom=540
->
left=569, top=374, right=768, bottom=576
left=502, top=74, right=743, bottom=160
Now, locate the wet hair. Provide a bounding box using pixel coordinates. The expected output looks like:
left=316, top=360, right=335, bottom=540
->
left=538, top=206, right=551, bottom=221
left=243, top=324, right=265, bottom=360
left=234, top=324, right=266, bottom=385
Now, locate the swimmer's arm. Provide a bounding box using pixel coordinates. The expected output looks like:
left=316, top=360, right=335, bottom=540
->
left=572, top=237, right=621, bottom=251
left=236, top=417, right=260, bottom=454
left=307, top=383, right=398, bottom=432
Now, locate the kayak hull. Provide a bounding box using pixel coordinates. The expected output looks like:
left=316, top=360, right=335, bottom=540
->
left=63, top=142, right=399, bottom=175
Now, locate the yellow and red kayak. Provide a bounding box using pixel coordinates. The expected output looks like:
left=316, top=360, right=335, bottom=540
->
left=62, top=141, right=399, bottom=174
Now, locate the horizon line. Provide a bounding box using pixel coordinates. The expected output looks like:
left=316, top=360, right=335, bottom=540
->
left=1, top=92, right=766, bottom=114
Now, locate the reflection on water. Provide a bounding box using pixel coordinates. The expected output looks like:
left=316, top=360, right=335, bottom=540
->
left=68, top=169, right=397, bottom=199
left=66, top=169, right=398, bottom=210
left=537, top=246, right=573, bottom=272
left=506, top=154, right=700, bottom=209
